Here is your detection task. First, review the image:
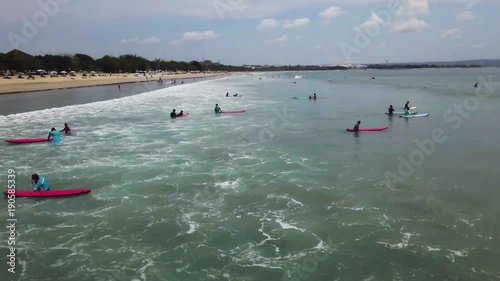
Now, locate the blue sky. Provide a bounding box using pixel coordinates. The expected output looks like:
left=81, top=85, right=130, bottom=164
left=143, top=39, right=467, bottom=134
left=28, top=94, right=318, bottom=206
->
left=1, top=0, right=499, bottom=65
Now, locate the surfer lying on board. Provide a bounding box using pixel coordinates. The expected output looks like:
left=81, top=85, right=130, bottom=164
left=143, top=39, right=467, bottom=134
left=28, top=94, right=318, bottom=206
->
left=170, top=109, right=177, bottom=118
left=60, top=123, right=71, bottom=135
left=308, top=95, right=312, bottom=99
left=177, top=110, right=184, bottom=117
left=31, top=174, right=49, bottom=191
left=354, top=121, right=360, bottom=133
left=214, top=104, right=222, bottom=113
left=388, top=105, right=394, bottom=116
left=48, top=128, right=61, bottom=142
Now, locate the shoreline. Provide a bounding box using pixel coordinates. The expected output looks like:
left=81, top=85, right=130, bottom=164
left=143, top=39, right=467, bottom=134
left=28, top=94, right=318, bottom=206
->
left=0, top=72, right=238, bottom=95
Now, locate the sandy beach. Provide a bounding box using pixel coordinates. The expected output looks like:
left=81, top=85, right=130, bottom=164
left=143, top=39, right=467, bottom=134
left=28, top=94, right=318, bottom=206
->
left=0, top=72, right=236, bottom=94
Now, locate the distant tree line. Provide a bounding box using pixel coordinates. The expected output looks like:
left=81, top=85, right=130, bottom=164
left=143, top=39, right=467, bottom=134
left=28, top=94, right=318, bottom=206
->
left=0, top=52, right=248, bottom=73
left=366, top=64, right=481, bottom=69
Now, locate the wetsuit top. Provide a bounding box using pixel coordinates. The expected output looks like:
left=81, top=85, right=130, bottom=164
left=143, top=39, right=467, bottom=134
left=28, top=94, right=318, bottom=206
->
left=214, top=106, right=221, bottom=113
left=61, top=126, right=71, bottom=134
left=49, top=130, right=61, bottom=142
left=389, top=107, right=394, bottom=114
left=32, top=176, right=49, bottom=191
left=170, top=112, right=177, bottom=118
left=354, top=123, right=359, bottom=132
left=177, top=112, right=184, bottom=117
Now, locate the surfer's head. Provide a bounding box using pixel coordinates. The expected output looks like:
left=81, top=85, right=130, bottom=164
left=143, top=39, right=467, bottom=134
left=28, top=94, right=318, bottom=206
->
left=31, top=174, right=39, bottom=182
left=51, top=128, right=56, bottom=131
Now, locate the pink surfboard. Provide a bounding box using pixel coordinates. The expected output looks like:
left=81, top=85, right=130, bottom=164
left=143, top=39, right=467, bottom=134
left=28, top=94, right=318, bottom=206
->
left=220, top=110, right=246, bottom=114
left=346, top=126, right=388, bottom=132
left=177, top=113, right=189, bottom=118
left=3, top=188, right=91, bottom=197
left=5, top=138, right=49, bottom=143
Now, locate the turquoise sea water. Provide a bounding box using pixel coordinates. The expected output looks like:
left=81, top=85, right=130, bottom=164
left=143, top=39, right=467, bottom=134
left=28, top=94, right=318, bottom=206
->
left=0, top=69, right=499, bottom=281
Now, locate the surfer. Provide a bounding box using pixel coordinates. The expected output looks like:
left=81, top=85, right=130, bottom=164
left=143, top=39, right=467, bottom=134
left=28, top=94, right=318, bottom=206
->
left=170, top=109, right=177, bottom=118
left=388, top=105, right=394, bottom=116
left=308, top=95, right=312, bottom=100
left=177, top=110, right=184, bottom=117
left=404, top=101, right=410, bottom=110
left=233, top=93, right=238, bottom=97
left=354, top=121, right=360, bottom=133
left=31, top=174, right=49, bottom=191
left=60, top=123, right=71, bottom=135
left=226, top=92, right=229, bottom=97
left=474, top=82, right=478, bottom=88
left=48, top=128, right=61, bottom=142
left=214, top=104, right=222, bottom=113
left=313, top=93, right=317, bottom=100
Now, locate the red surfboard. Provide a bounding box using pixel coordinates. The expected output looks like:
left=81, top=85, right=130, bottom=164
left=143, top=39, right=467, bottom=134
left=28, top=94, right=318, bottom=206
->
left=3, top=189, right=91, bottom=197
left=6, top=138, right=48, bottom=143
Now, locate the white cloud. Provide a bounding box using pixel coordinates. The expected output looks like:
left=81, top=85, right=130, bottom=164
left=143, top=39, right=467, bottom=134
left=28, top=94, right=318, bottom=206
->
left=319, top=6, right=346, bottom=22
left=456, top=11, right=475, bottom=21
left=282, top=18, right=310, bottom=29
left=264, top=34, right=288, bottom=46
left=391, top=19, right=430, bottom=33
left=172, top=30, right=220, bottom=45
left=442, top=28, right=462, bottom=39
left=119, top=37, right=139, bottom=44
left=257, top=18, right=280, bottom=30
left=139, top=36, right=161, bottom=44
left=310, top=44, right=324, bottom=50
left=119, top=36, right=160, bottom=44
left=466, top=0, right=480, bottom=9
left=390, top=0, right=432, bottom=33
left=356, top=14, right=384, bottom=31
left=395, top=0, right=430, bottom=18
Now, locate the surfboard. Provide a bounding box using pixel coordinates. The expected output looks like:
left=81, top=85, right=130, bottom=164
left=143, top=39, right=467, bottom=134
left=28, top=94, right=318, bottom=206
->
left=346, top=126, right=388, bottom=132
left=385, top=111, right=418, bottom=115
left=5, top=138, right=48, bottom=143
left=3, top=188, right=91, bottom=197
left=399, top=113, right=429, bottom=118
left=220, top=110, right=246, bottom=114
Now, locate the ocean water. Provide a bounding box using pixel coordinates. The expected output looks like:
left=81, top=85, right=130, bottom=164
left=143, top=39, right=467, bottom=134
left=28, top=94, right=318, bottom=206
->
left=0, top=69, right=499, bottom=281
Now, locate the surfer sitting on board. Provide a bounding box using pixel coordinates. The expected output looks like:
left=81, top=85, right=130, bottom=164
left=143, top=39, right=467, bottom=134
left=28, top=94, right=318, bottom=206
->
left=177, top=110, right=184, bottom=117
left=388, top=105, right=394, bottom=116
left=313, top=93, right=317, bottom=100
left=48, top=128, right=61, bottom=142
left=214, top=104, right=222, bottom=113
left=60, top=123, right=71, bottom=135
left=354, top=121, right=360, bottom=133
left=170, top=109, right=177, bottom=118
left=31, top=174, right=49, bottom=191
left=226, top=92, right=229, bottom=97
